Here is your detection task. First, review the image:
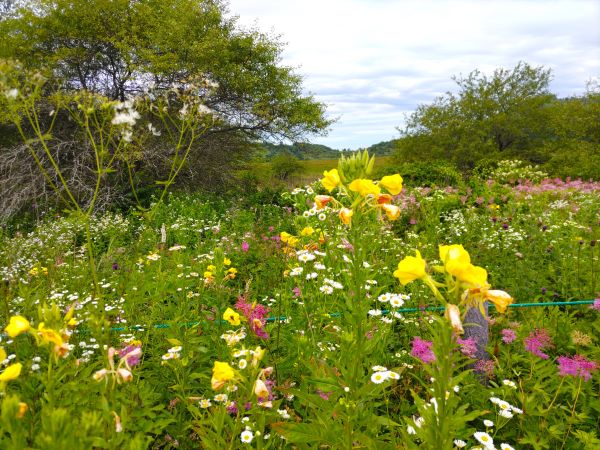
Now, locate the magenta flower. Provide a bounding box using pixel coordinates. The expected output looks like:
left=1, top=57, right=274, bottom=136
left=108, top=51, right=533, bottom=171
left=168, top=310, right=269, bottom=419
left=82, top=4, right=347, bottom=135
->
left=474, top=359, right=496, bottom=378
left=241, top=241, right=250, bottom=252
left=292, top=287, right=302, bottom=298
left=118, top=344, right=142, bottom=367
left=501, top=328, right=517, bottom=344
left=316, top=389, right=332, bottom=400
left=457, top=337, right=477, bottom=358
left=524, top=329, right=553, bottom=359
left=411, top=337, right=436, bottom=364
left=557, top=355, right=599, bottom=381
left=235, top=296, right=270, bottom=339
left=591, top=299, right=600, bottom=311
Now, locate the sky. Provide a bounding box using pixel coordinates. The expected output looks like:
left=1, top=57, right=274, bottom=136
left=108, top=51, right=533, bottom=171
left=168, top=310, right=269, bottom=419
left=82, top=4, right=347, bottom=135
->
left=226, top=0, right=600, bottom=150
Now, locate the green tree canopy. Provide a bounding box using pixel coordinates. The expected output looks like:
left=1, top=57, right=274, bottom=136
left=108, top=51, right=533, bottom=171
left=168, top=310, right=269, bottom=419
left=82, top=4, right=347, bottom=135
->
left=396, top=62, right=556, bottom=168
left=0, top=0, right=330, bottom=141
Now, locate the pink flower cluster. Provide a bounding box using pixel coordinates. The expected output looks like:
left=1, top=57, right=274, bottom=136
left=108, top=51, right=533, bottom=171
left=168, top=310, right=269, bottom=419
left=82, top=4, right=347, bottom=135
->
left=514, top=178, right=600, bottom=195
left=557, top=355, right=599, bottom=381
left=501, top=328, right=517, bottom=344
left=524, top=328, right=553, bottom=359
left=457, top=337, right=478, bottom=358
left=411, top=337, right=435, bottom=364
left=235, top=296, right=270, bottom=339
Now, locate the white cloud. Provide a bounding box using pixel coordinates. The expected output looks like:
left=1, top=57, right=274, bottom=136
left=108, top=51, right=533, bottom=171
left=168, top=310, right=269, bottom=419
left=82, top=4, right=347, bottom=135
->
left=227, top=0, right=600, bottom=149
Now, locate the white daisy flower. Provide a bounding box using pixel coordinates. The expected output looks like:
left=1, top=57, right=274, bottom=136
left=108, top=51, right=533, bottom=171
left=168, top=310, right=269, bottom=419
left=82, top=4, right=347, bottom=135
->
left=240, top=430, right=254, bottom=444
left=370, top=371, right=388, bottom=384
left=474, top=431, right=494, bottom=448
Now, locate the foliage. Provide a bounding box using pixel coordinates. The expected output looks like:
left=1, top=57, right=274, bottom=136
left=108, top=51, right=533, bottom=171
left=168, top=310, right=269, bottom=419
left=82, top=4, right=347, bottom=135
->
left=395, top=62, right=600, bottom=176
left=270, top=153, right=304, bottom=181
left=0, top=114, right=599, bottom=449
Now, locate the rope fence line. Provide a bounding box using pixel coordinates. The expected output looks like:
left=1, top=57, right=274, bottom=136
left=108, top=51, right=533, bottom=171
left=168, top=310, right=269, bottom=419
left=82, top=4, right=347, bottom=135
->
left=106, top=299, right=596, bottom=332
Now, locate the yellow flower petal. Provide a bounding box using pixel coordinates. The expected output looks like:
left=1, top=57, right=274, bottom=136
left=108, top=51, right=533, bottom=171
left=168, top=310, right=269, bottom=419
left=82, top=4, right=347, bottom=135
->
left=321, top=169, right=340, bottom=192
left=223, top=307, right=241, bottom=326
left=0, top=363, right=22, bottom=382
left=380, top=174, right=403, bottom=195
left=5, top=316, right=30, bottom=338
left=348, top=178, right=380, bottom=196
left=393, top=250, right=427, bottom=285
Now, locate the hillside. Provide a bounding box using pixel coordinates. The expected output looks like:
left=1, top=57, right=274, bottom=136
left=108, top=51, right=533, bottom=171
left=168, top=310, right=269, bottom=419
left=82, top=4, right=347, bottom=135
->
left=260, top=139, right=399, bottom=160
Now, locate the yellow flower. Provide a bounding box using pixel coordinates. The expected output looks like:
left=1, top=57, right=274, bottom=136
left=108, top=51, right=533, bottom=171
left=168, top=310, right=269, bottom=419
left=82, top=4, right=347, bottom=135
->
left=314, top=195, right=333, bottom=209
left=0, top=347, right=6, bottom=362
left=37, top=323, right=64, bottom=347
left=381, top=203, right=400, bottom=220
left=455, top=264, right=488, bottom=287
left=321, top=169, right=340, bottom=192
left=252, top=346, right=265, bottom=367
left=223, top=257, right=231, bottom=266
left=203, top=271, right=214, bottom=279
left=484, top=290, right=513, bottom=314
left=211, top=361, right=235, bottom=390
left=207, top=265, right=216, bottom=272
left=376, top=193, right=393, bottom=204
left=280, top=232, right=299, bottom=247
left=5, top=315, right=30, bottom=338
left=348, top=178, right=380, bottom=196
left=300, top=226, right=314, bottom=236
left=380, top=174, right=403, bottom=195
left=338, top=208, right=353, bottom=225
left=17, top=402, right=28, bottom=419
left=223, top=308, right=241, bottom=326
left=0, top=363, right=22, bottom=382
left=439, top=244, right=471, bottom=276
left=444, top=304, right=464, bottom=334
left=393, top=250, right=427, bottom=285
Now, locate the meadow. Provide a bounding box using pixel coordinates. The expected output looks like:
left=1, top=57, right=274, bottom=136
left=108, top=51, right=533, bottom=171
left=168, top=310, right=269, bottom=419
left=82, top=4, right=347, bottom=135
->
left=0, top=154, right=598, bottom=449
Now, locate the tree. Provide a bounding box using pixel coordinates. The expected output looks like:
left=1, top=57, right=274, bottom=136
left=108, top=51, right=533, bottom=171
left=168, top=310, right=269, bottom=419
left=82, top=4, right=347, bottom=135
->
left=396, top=62, right=555, bottom=169
left=0, top=0, right=330, bottom=218
left=0, top=0, right=329, bottom=141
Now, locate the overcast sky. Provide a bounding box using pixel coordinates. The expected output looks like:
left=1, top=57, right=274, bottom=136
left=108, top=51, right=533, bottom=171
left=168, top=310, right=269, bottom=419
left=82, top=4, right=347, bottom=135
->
left=226, top=0, right=600, bottom=150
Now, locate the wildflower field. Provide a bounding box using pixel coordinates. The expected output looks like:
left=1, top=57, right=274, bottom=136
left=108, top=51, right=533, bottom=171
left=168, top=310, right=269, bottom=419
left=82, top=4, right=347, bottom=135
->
left=0, top=152, right=598, bottom=449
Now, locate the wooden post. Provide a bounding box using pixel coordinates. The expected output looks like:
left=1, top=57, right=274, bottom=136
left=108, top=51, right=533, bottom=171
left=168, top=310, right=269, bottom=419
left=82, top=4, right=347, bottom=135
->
left=463, top=301, right=489, bottom=362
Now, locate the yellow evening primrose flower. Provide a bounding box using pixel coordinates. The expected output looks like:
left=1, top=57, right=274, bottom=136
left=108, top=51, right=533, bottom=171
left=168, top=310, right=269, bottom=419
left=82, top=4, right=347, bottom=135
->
left=223, top=308, right=241, bottom=326
left=300, top=226, right=314, bottom=236
left=376, top=193, right=393, bottom=204
left=439, top=244, right=471, bottom=277
left=338, top=208, right=353, bottom=225
left=321, top=169, right=340, bottom=192
left=382, top=203, right=401, bottom=220
left=314, top=195, right=333, bottom=209
left=5, top=315, right=30, bottom=338
left=17, top=402, right=28, bottom=418
left=348, top=178, right=380, bottom=196
left=484, top=289, right=513, bottom=314
left=454, top=264, right=488, bottom=287
left=280, top=232, right=299, bottom=247
left=223, top=257, right=231, bottom=266
left=0, top=363, right=22, bottom=382
left=394, top=250, right=427, bottom=285
left=380, top=174, right=403, bottom=195
left=211, top=361, right=235, bottom=390
left=37, top=323, right=64, bottom=348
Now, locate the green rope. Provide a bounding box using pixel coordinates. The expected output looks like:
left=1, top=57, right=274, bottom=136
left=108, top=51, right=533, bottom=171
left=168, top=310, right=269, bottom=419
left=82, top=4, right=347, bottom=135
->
left=106, top=299, right=596, bottom=332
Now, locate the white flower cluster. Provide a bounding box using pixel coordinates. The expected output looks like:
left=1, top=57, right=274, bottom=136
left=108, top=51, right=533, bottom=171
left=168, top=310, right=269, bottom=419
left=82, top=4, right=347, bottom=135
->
left=370, top=365, right=400, bottom=384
